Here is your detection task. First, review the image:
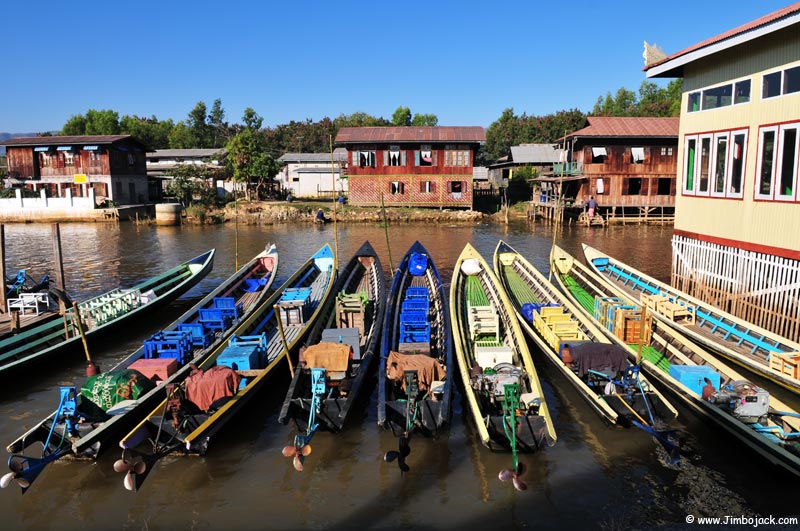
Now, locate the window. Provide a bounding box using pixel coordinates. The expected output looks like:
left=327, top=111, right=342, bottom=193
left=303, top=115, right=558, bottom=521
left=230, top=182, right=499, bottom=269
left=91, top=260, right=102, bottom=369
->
left=63, top=152, right=75, bottom=166
left=417, top=145, right=433, bottom=166
left=728, top=131, right=747, bottom=197
left=688, top=92, right=700, bottom=112
left=712, top=134, right=728, bottom=196
left=292, top=177, right=299, bottom=182
left=660, top=147, right=674, bottom=156
left=624, top=178, right=643, bottom=195
left=698, top=136, right=711, bottom=194
left=591, top=147, right=607, bottom=163
left=386, top=146, right=404, bottom=167
left=703, top=84, right=732, bottom=110
left=756, top=128, right=777, bottom=198
left=785, top=66, right=800, bottom=95
left=763, top=72, right=782, bottom=98
left=355, top=150, right=376, bottom=167
left=735, top=80, right=751, bottom=104
left=420, top=181, right=435, bottom=193
left=448, top=181, right=463, bottom=193
left=684, top=138, right=696, bottom=194
left=777, top=126, right=798, bottom=200
left=657, top=178, right=672, bottom=195
left=444, top=145, right=469, bottom=167
left=390, top=181, right=404, bottom=195
left=631, top=147, right=645, bottom=164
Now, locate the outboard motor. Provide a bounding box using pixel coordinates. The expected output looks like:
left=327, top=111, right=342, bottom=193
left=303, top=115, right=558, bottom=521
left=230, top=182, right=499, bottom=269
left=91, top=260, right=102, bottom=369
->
left=714, top=380, right=769, bottom=423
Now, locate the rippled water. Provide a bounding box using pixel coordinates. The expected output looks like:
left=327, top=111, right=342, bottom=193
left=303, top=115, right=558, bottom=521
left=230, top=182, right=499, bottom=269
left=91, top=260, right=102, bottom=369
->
left=0, top=220, right=796, bottom=530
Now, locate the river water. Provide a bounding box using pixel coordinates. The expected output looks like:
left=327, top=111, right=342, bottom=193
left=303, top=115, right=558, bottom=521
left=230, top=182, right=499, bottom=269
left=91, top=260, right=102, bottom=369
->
left=0, top=220, right=796, bottom=530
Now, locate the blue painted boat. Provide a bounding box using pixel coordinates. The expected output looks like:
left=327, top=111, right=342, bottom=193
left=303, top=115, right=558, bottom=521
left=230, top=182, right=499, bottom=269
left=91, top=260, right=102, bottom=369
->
left=378, top=241, right=452, bottom=471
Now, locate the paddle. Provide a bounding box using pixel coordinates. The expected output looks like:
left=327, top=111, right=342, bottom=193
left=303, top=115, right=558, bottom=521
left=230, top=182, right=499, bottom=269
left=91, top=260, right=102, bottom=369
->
left=625, top=365, right=682, bottom=463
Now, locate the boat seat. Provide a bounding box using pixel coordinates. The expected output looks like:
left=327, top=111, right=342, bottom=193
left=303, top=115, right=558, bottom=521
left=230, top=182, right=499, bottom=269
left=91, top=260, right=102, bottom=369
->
left=178, top=322, right=215, bottom=349
left=198, top=308, right=233, bottom=332
left=468, top=304, right=499, bottom=342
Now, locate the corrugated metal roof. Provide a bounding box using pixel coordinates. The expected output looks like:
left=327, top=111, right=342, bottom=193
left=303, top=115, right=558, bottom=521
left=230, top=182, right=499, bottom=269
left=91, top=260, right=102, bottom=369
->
left=278, top=149, right=348, bottom=163
left=645, top=2, right=800, bottom=77
left=148, top=149, right=226, bottom=158
left=510, top=144, right=563, bottom=163
left=568, top=117, right=679, bottom=138
left=334, top=126, right=485, bottom=144
left=2, top=135, right=135, bottom=147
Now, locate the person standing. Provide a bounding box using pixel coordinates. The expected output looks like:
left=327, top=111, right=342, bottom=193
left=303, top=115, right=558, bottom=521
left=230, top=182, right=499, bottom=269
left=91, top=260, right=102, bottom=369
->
left=587, top=196, right=597, bottom=218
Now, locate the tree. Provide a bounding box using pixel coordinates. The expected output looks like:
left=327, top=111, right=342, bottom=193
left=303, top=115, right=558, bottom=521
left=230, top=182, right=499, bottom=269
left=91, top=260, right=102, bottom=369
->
left=392, top=106, right=412, bottom=126
left=120, top=115, right=174, bottom=150
left=333, top=112, right=390, bottom=128
left=166, top=163, right=227, bottom=206
left=242, top=107, right=263, bottom=131
left=85, top=109, right=121, bottom=135
left=209, top=99, right=228, bottom=148
left=226, top=129, right=280, bottom=200
left=62, top=114, right=88, bottom=135
left=187, top=101, right=210, bottom=147
left=168, top=122, right=195, bottom=149
left=412, top=113, right=438, bottom=126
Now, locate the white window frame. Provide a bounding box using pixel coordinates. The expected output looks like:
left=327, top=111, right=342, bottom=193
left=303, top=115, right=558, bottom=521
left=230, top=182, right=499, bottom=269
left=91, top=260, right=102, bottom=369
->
left=683, top=136, right=698, bottom=195
left=631, top=147, right=645, bottom=164
left=776, top=124, right=799, bottom=202
left=755, top=126, right=778, bottom=200
left=710, top=132, right=729, bottom=198
left=697, top=134, right=712, bottom=196
left=726, top=129, right=747, bottom=199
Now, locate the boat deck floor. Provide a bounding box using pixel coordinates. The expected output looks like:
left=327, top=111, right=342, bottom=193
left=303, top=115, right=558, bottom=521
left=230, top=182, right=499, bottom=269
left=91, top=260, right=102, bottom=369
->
left=0, top=309, right=61, bottom=339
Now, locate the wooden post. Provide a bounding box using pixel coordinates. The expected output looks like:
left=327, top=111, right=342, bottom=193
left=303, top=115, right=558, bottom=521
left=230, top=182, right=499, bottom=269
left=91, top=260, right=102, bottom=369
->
left=52, top=223, right=67, bottom=314
left=274, top=305, right=294, bottom=378
left=0, top=225, right=6, bottom=314
left=10, top=309, right=19, bottom=332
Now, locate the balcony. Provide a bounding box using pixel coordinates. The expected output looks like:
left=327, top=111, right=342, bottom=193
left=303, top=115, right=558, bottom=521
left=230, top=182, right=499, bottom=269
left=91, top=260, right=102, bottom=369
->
left=551, top=162, right=583, bottom=176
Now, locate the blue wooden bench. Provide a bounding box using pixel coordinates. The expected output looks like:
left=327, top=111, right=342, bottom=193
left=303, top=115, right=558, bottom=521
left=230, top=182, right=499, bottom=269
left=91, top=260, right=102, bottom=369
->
left=144, top=330, right=194, bottom=365
left=213, top=297, right=243, bottom=320
left=198, top=308, right=233, bottom=332
left=178, top=322, right=215, bottom=349
left=695, top=309, right=782, bottom=356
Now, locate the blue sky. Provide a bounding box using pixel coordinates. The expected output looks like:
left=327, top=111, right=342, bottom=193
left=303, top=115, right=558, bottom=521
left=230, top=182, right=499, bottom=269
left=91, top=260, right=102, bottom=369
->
left=1, top=0, right=794, bottom=133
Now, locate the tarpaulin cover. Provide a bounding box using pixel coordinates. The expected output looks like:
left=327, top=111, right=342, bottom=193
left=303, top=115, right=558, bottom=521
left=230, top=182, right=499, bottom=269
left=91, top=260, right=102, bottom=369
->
left=184, top=365, right=241, bottom=411
left=386, top=351, right=445, bottom=392
left=81, top=369, right=155, bottom=411
left=303, top=342, right=351, bottom=372
left=408, top=253, right=428, bottom=276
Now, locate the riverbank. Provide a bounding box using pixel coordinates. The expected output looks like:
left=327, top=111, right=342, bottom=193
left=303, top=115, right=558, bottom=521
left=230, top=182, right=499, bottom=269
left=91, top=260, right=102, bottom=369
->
left=182, top=200, right=496, bottom=225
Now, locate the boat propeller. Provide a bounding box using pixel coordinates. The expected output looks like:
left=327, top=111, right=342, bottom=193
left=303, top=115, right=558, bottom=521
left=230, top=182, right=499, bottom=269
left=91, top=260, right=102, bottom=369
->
left=499, top=460, right=528, bottom=492
left=383, top=435, right=411, bottom=472
left=0, top=459, right=30, bottom=490
left=114, top=449, right=147, bottom=491
left=282, top=440, right=312, bottom=472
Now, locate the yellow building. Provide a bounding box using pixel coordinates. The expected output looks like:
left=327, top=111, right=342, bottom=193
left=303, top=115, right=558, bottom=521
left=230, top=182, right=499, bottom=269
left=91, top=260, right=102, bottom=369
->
left=645, top=3, right=800, bottom=341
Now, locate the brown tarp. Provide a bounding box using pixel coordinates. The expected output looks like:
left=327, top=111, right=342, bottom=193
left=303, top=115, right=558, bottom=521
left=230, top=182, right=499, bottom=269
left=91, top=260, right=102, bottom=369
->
left=303, top=342, right=351, bottom=372
left=569, top=343, right=628, bottom=378
left=185, top=365, right=241, bottom=411
left=386, top=351, right=445, bottom=392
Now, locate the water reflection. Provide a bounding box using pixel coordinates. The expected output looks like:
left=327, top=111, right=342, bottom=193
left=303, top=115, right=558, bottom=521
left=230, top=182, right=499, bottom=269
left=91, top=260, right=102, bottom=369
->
left=0, top=220, right=793, bottom=530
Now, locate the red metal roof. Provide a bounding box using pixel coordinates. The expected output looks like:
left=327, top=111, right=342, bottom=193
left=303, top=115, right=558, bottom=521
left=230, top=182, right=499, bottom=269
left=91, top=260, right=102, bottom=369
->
left=335, top=126, right=485, bottom=144
left=645, top=2, right=800, bottom=71
left=2, top=135, right=135, bottom=146
left=568, top=117, right=679, bottom=138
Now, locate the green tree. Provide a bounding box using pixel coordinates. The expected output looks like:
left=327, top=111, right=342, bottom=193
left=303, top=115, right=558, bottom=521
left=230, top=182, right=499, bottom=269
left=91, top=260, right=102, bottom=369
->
left=242, top=107, right=263, bottom=131
left=209, top=99, right=228, bottom=148
left=85, top=109, right=121, bottom=135
left=120, top=115, right=174, bottom=150
left=187, top=101, right=210, bottom=147
left=333, top=112, right=390, bottom=128
left=168, top=122, right=195, bottom=149
left=226, top=129, right=280, bottom=200
left=62, top=114, right=88, bottom=135
left=412, top=113, right=438, bottom=126
left=392, top=106, right=412, bottom=126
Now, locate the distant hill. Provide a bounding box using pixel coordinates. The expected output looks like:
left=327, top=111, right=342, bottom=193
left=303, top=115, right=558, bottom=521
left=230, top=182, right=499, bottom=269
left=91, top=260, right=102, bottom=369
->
left=0, top=132, right=44, bottom=155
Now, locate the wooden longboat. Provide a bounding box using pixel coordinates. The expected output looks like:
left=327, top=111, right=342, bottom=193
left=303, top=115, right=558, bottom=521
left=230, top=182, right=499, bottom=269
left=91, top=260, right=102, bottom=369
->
left=553, top=244, right=800, bottom=477
left=2, top=246, right=278, bottom=492
left=493, top=241, right=677, bottom=431
left=582, top=243, right=800, bottom=396
left=278, top=242, right=385, bottom=466
left=452, top=243, right=556, bottom=465
left=0, top=250, right=215, bottom=376
left=378, top=241, right=452, bottom=467
left=114, top=244, right=336, bottom=490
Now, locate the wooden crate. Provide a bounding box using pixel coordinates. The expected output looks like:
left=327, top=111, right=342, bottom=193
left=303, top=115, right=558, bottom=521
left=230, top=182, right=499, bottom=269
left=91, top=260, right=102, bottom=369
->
left=769, top=351, right=799, bottom=380
left=614, top=309, right=642, bottom=343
